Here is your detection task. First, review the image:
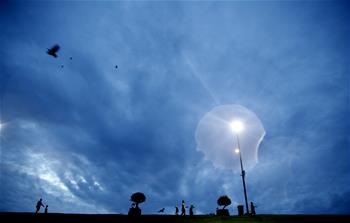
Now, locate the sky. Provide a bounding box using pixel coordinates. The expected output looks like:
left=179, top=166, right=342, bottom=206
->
left=0, top=0, right=349, bottom=215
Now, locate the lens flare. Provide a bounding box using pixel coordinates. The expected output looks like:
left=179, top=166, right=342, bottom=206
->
left=230, top=120, right=244, bottom=133
left=195, top=104, right=265, bottom=171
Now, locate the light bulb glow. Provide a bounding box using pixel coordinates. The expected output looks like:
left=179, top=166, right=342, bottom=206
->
left=230, top=120, right=244, bottom=133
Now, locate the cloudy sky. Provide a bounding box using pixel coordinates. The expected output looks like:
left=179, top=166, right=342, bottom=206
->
left=0, top=0, right=349, bottom=215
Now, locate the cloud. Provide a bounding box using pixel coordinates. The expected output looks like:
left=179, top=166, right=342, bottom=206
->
left=0, top=0, right=349, bottom=215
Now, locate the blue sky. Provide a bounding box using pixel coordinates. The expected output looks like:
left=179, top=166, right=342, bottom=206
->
left=0, top=0, right=349, bottom=215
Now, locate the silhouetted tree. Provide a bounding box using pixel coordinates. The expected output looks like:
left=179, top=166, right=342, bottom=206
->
left=129, top=192, right=146, bottom=216
left=217, top=195, right=231, bottom=210
left=131, top=192, right=146, bottom=208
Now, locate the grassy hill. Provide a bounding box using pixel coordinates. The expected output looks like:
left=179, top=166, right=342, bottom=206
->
left=1, top=212, right=349, bottom=223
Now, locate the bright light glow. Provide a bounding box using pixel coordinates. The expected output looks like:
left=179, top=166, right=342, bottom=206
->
left=195, top=104, right=265, bottom=171
left=230, top=120, right=244, bottom=133
left=235, top=148, right=240, bottom=154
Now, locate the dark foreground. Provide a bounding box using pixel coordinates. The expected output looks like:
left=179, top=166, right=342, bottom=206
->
left=1, top=212, right=350, bottom=223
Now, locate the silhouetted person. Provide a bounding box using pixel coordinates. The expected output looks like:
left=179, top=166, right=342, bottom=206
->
left=175, top=206, right=179, bottom=215
left=181, top=200, right=186, bottom=216
left=47, top=45, right=60, bottom=58
left=44, top=205, right=48, bottom=214
left=35, top=198, right=45, bottom=213
left=189, top=205, right=195, bottom=216
left=128, top=202, right=142, bottom=216
left=135, top=206, right=141, bottom=216
left=128, top=203, right=135, bottom=216
left=158, top=208, right=165, bottom=213
left=250, top=202, right=256, bottom=215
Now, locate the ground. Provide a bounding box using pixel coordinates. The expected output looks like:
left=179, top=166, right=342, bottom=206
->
left=1, top=213, right=350, bottom=223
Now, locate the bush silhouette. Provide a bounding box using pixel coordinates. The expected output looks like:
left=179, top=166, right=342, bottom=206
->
left=217, top=195, right=231, bottom=210
left=131, top=192, right=146, bottom=208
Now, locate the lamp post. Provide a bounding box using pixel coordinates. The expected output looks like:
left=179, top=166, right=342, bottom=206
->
left=231, top=121, right=249, bottom=215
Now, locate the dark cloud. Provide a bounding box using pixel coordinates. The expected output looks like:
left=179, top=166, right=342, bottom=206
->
left=1, top=0, right=349, bottom=215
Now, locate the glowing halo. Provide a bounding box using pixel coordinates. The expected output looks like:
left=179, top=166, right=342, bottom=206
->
left=195, top=104, right=265, bottom=171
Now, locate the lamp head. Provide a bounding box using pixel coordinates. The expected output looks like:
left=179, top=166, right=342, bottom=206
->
left=234, top=148, right=240, bottom=154
left=230, top=120, right=244, bottom=133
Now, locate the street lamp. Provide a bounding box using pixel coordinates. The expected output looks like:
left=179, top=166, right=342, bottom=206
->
left=230, top=120, right=250, bottom=215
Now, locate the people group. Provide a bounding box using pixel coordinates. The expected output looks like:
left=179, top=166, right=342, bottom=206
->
left=174, top=200, right=195, bottom=216
left=35, top=197, right=255, bottom=216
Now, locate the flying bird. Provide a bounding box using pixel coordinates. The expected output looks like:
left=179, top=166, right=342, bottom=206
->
left=158, top=208, right=165, bottom=213
left=47, top=45, right=60, bottom=58
left=115, top=65, right=118, bottom=69
left=69, top=57, right=73, bottom=60
left=60, top=65, right=64, bottom=68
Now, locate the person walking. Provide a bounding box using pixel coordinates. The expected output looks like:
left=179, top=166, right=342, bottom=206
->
left=189, top=205, right=195, bottom=216
left=181, top=200, right=186, bottom=216
left=250, top=202, right=256, bottom=215
left=35, top=198, right=45, bottom=213
left=44, top=205, right=48, bottom=214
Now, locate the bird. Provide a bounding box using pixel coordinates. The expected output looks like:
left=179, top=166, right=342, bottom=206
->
left=158, top=208, right=165, bottom=213
left=69, top=57, right=73, bottom=60
left=47, top=45, right=60, bottom=58
left=60, top=65, right=64, bottom=68
left=115, top=65, right=118, bottom=69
